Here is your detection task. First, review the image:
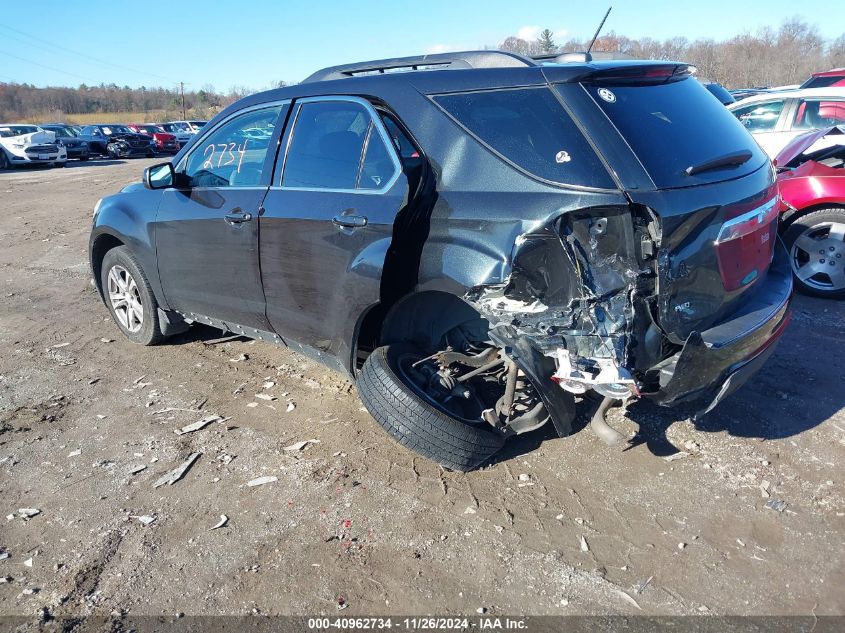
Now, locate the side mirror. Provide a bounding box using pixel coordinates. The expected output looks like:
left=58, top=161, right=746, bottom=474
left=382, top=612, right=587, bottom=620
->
left=144, top=162, right=175, bottom=190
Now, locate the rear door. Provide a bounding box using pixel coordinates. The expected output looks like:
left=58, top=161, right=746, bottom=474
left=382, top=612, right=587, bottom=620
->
left=259, top=96, right=408, bottom=365
left=155, top=102, right=287, bottom=330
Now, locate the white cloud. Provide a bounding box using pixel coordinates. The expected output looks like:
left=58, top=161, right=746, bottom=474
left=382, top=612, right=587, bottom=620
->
left=516, top=25, right=542, bottom=41
left=426, top=43, right=460, bottom=54
left=514, top=25, right=569, bottom=43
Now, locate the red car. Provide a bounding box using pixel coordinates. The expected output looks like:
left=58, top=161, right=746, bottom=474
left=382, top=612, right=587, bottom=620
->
left=800, top=68, right=845, bottom=89
left=126, top=124, right=179, bottom=154
left=775, top=125, right=845, bottom=298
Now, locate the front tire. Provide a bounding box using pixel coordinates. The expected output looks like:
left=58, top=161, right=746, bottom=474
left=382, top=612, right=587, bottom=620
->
left=358, top=344, right=506, bottom=471
left=0, top=150, right=12, bottom=170
left=100, top=246, right=165, bottom=345
left=784, top=208, right=845, bottom=299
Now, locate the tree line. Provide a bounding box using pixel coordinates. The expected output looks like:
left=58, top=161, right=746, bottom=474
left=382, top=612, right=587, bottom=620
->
left=500, top=18, right=845, bottom=89
left=0, top=81, right=288, bottom=123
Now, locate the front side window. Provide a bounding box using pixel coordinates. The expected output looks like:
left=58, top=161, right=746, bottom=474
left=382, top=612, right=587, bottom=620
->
left=793, top=99, right=845, bottom=129
left=182, top=105, right=284, bottom=188
left=732, top=100, right=785, bottom=132
left=281, top=100, right=398, bottom=191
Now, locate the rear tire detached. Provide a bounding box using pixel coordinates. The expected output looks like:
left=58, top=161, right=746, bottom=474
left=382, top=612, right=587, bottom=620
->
left=358, top=344, right=506, bottom=471
left=100, top=246, right=166, bottom=345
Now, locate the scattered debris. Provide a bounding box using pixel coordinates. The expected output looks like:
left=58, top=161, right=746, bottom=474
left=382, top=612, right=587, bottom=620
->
left=635, top=576, right=654, bottom=594
left=615, top=589, right=642, bottom=611
left=133, top=515, right=156, bottom=526
left=100, top=338, right=114, bottom=343
left=284, top=439, right=320, bottom=452
left=0, top=576, right=11, bottom=583
left=476, top=607, right=487, bottom=614
left=765, top=499, right=787, bottom=513
left=336, top=595, right=348, bottom=610
left=683, top=440, right=701, bottom=452
left=17, top=508, right=41, bottom=519
left=175, top=415, right=222, bottom=435
left=760, top=480, right=771, bottom=498
left=663, top=451, right=689, bottom=462
left=128, top=465, right=147, bottom=475
left=22, top=587, right=39, bottom=595
left=0, top=552, right=9, bottom=561
left=210, top=515, right=228, bottom=530
left=262, top=381, right=275, bottom=389
left=580, top=536, right=590, bottom=553
left=247, top=402, right=258, bottom=408
left=133, top=375, right=147, bottom=385
left=678, top=542, right=687, bottom=550
left=518, top=473, right=531, bottom=482
left=255, top=393, right=276, bottom=401
left=50, top=342, right=70, bottom=349
left=246, top=476, right=278, bottom=487
left=153, top=453, right=201, bottom=488
left=736, top=539, right=746, bottom=547
left=152, top=407, right=202, bottom=416
left=463, top=506, right=477, bottom=515
left=23, top=558, right=33, bottom=568
left=286, top=402, right=296, bottom=413
left=67, top=448, right=81, bottom=458
left=229, top=354, right=248, bottom=363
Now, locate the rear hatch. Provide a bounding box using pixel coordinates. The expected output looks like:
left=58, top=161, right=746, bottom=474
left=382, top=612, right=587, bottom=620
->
left=553, top=66, right=777, bottom=343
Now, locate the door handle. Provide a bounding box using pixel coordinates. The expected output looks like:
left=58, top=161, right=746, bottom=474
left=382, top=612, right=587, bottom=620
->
left=331, top=214, right=368, bottom=229
left=225, top=210, right=253, bottom=224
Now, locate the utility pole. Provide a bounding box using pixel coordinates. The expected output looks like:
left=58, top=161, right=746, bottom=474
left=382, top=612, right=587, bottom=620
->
left=180, top=81, right=186, bottom=120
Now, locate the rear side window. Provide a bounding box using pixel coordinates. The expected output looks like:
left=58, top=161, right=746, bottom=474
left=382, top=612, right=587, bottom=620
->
left=793, top=99, right=845, bottom=129
left=282, top=100, right=398, bottom=191
left=732, top=100, right=786, bottom=132
left=433, top=87, right=615, bottom=189
left=582, top=78, right=769, bottom=189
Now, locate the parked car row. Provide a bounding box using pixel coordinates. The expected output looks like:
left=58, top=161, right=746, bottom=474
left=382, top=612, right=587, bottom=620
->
left=0, top=120, right=207, bottom=169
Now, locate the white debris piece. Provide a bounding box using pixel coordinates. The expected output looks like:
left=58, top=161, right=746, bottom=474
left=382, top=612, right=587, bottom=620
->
left=580, top=536, right=590, bottom=552
left=463, top=506, right=477, bottom=515
left=262, top=381, right=275, bottom=389
left=663, top=451, right=689, bottom=462
left=247, top=402, right=259, bottom=408
left=286, top=402, right=296, bottom=412
left=23, top=558, right=33, bottom=568
left=128, top=465, right=147, bottom=475
left=229, top=353, right=248, bottom=363
left=247, top=476, right=278, bottom=487
left=615, top=589, right=642, bottom=611
left=284, top=439, right=320, bottom=452
left=134, top=515, right=156, bottom=526
left=255, top=393, right=276, bottom=401
left=18, top=509, right=41, bottom=519
left=518, top=473, right=531, bottom=482
left=67, top=449, right=82, bottom=458
left=175, top=415, right=222, bottom=435
left=153, top=453, right=201, bottom=488
left=210, top=515, right=228, bottom=530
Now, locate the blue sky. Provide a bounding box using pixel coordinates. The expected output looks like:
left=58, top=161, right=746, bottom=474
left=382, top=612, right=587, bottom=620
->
left=1, top=0, right=842, bottom=90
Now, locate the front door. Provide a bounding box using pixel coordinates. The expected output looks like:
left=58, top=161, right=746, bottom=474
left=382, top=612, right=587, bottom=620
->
left=155, top=103, right=288, bottom=330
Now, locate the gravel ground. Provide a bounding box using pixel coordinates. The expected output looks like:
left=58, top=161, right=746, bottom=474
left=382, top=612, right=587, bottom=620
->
left=0, top=159, right=843, bottom=619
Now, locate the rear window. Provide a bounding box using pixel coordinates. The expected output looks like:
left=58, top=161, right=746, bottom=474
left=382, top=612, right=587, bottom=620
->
left=580, top=78, right=768, bottom=189
left=433, top=87, right=615, bottom=189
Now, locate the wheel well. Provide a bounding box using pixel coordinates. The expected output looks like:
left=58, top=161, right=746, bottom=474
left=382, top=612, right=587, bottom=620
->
left=90, top=234, right=124, bottom=298
left=354, top=291, right=487, bottom=369
left=781, top=203, right=845, bottom=232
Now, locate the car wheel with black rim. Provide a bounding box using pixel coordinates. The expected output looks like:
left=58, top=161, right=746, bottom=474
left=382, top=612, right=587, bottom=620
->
left=100, top=246, right=166, bottom=345
left=358, top=341, right=551, bottom=471
left=0, top=149, right=12, bottom=170
left=784, top=207, right=845, bottom=299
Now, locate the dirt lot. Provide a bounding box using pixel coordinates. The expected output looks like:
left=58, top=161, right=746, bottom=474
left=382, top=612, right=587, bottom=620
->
left=0, top=159, right=843, bottom=619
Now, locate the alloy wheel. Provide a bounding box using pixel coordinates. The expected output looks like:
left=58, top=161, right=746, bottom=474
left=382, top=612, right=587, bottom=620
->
left=107, top=265, right=144, bottom=333
left=790, top=221, right=845, bottom=293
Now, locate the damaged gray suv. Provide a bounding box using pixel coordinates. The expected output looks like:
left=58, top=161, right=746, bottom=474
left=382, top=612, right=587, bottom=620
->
left=89, top=51, right=793, bottom=471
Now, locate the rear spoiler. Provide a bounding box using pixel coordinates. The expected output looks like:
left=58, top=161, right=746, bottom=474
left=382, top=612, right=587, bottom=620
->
left=574, top=63, right=696, bottom=84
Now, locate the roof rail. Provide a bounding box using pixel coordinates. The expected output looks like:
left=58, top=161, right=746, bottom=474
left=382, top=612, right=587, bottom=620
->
left=302, top=50, right=536, bottom=83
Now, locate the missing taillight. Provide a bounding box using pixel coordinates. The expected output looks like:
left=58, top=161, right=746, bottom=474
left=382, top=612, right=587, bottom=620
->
left=714, top=197, right=779, bottom=291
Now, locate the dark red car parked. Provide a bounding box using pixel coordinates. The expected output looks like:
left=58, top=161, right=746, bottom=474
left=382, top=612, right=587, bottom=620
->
left=127, top=124, right=179, bottom=154
left=800, top=68, right=845, bottom=89
left=775, top=126, right=845, bottom=298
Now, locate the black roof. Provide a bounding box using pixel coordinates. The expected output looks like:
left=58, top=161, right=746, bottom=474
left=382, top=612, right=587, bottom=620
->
left=229, top=51, right=690, bottom=115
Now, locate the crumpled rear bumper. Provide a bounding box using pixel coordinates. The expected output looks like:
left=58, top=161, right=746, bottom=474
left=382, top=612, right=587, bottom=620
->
left=647, top=238, right=793, bottom=413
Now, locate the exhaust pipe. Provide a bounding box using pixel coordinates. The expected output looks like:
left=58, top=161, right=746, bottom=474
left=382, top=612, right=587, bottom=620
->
left=590, top=396, right=626, bottom=446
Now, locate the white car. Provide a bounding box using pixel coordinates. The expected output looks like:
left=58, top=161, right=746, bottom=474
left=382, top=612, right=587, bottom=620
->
left=0, top=124, right=67, bottom=169
left=728, top=87, right=845, bottom=159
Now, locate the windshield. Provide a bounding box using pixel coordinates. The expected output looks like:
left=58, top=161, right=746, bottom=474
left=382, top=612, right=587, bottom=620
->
left=578, top=78, right=768, bottom=189
left=102, top=125, right=132, bottom=135
left=44, top=126, right=77, bottom=137
left=169, top=122, right=192, bottom=132
left=0, top=125, right=39, bottom=137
